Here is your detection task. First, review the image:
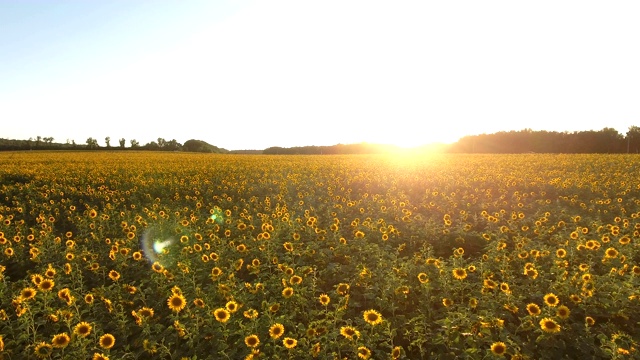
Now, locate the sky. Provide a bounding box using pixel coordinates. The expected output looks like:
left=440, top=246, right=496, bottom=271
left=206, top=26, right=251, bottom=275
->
left=1, top=1, right=639, bottom=150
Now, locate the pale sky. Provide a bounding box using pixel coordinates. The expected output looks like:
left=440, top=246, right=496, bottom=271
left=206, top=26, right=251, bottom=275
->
left=1, top=1, right=639, bottom=150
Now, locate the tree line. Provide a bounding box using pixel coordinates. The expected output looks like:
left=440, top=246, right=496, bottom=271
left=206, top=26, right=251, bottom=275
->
left=0, top=137, right=228, bottom=153
left=3, top=126, right=640, bottom=154
left=448, top=127, right=640, bottom=154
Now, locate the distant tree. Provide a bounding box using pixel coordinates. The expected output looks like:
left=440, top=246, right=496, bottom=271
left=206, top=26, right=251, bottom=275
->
left=105, top=136, right=111, bottom=148
left=165, top=139, right=182, bottom=151
left=86, top=137, right=99, bottom=150
left=119, top=138, right=126, bottom=148
left=130, top=139, right=140, bottom=148
left=626, top=126, right=640, bottom=153
left=35, top=136, right=42, bottom=148
left=157, top=138, right=166, bottom=149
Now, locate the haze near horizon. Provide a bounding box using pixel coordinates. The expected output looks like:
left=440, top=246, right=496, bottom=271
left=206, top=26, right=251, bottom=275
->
left=1, top=1, right=639, bottom=150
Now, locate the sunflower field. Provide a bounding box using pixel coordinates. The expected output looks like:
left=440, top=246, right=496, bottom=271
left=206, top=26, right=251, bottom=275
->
left=0, top=151, right=638, bottom=360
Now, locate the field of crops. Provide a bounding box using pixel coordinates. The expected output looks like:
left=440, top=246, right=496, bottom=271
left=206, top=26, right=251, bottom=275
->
left=0, top=151, right=638, bottom=359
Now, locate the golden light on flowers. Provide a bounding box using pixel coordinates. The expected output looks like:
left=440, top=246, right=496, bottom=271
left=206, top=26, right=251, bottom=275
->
left=269, top=323, right=285, bottom=339
left=442, top=298, right=453, bottom=307
left=363, top=309, right=383, bottom=326
left=452, top=268, right=467, bottom=280
left=543, top=293, right=559, bottom=307
left=244, top=334, right=260, bottom=348
left=167, top=294, right=187, bottom=312
left=490, top=342, right=507, bottom=356
left=213, top=308, right=230, bottom=323
left=99, top=333, right=115, bottom=349
left=51, top=332, right=71, bottom=348
left=539, top=318, right=561, bottom=333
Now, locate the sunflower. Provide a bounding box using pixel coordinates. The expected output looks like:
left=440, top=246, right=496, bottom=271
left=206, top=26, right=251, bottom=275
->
left=92, top=353, right=110, bottom=360
left=290, top=275, right=303, bottom=285
left=51, top=333, right=70, bottom=348
left=318, top=293, right=330, bottom=306
left=269, top=323, right=285, bottom=339
left=283, top=242, right=294, bottom=252
left=167, top=294, right=186, bottom=312
left=556, top=248, right=567, bottom=258
left=282, top=337, right=297, bottom=349
left=556, top=305, right=570, bottom=319
left=99, top=334, right=115, bottom=349
left=108, top=270, right=120, bottom=282
left=452, top=268, right=468, bottom=280
left=417, top=273, right=429, bottom=283
left=543, top=293, right=559, bottom=307
left=500, top=283, right=510, bottom=293
left=243, top=308, right=259, bottom=319
left=84, top=294, right=95, bottom=304
left=38, top=279, right=54, bottom=292
left=442, top=298, right=453, bottom=307
left=539, top=318, right=561, bottom=333
left=20, top=287, right=37, bottom=301
left=225, top=300, right=239, bottom=313
left=391, top=346, right=402, bottom=359
left=604, top=247, right=619, bottom=259
left=132, top=251, right=142, bottom=261
left=138, top=307, right=154, bottom=318
left=339, top=326, right=360, bottom=340
left=336, top=283, right=350, bottom=295
left=34, top=342, right=53, bottom=358
left=363, top=309, right=383, bottom=326
left=491, top=342, right=507, bottom=356
left=469, top=297, right=478, bottom=309
left=31, top=274, right=44, bottom=286
left=213, top=308, right=230, bottom=323
left=585, top=316, right=595, bottom=326
left=74, top=322, right=92, bottom=338
left=193, top=298, right=205, bottom=308
left=211, top=267, right=223, bottom=279
left=282, top=287, right=294, bottom=298
left=357, top=346, right=372, bottom=359
left=526, top=303, right=541, bottom=316
left=632, top=266, right=640, bottom=276
left=244, top=334, right=260, bottom=348
left=151, top=262, right=164, bottom=273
